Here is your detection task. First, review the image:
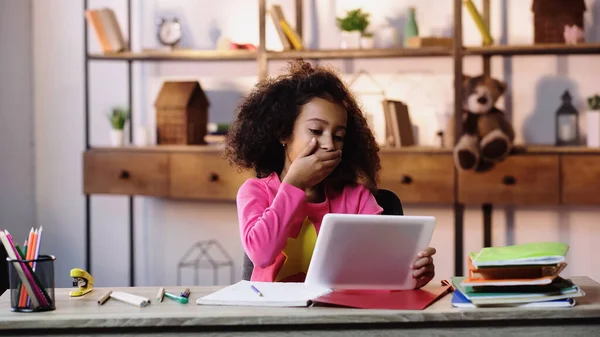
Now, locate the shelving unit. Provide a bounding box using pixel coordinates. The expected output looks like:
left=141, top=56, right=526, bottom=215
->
left=83, top=0, right=600, bottom=286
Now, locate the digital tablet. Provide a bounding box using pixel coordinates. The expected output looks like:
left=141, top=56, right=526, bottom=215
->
left=304, top=214, right=436, bottom=290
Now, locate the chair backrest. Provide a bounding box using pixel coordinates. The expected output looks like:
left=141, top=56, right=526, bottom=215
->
left=242, top=250, right=254, bottom=282
left=373, top=188, right=404, bottom=216
left=241, top=188, right=403, bottom=281
left=0, top=245, right=8, bottom=296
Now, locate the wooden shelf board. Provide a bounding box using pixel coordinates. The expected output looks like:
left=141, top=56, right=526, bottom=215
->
left=465, top=43, right=600, bottom=56
left=86, top=145, right=227, bottom=153
left=513, top=145, right=600, bottom=154
left=88, top=49, right=258, bottom=61
left=85, top=145, right=600, bottom=155
left=86, top=44, right=600, bottom=61
left=382, top=145, right=600, bottom=155
left=267, top=47, right=452, bottom=60
left=380, top=146, right=452, bottom=154
left=86, top=145, right=453, bottom=154
left=84, top=145, right=447, bottom=155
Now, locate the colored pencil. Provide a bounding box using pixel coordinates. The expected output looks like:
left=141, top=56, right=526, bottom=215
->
left=18, top=228, right=34, bottom=307
left=28, top=227, right=42, bottom=307
left=25, top=228, right=38, bottom=307
left=33, top=226, right=42, bottom=271
left=17, top=240, right=27, bottom=303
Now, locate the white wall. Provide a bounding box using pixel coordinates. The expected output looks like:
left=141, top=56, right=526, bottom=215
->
left=26, top=0, right=600, bottom=288
left=32, top=0, right=87, bottom=287
left=0, top=0, right=35, bottom=244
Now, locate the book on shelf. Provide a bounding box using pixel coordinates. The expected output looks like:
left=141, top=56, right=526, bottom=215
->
left=463, top=0, right=493, bottom=46
left=268, top=6, right=292, bottom=50
left=382, top=99, right=415, bottom=148
left=85, top=7, right=127, bottom=53
left=269, top=5, right=303, bottom=50
left=451, top=242, right=583, bottom=308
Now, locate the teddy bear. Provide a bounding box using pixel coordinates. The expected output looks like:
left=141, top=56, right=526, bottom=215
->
left=453, top=74, right=515, bottom=172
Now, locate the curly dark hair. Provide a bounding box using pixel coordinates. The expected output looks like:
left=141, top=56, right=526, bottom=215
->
left=224, top=60, right=381, bottom=194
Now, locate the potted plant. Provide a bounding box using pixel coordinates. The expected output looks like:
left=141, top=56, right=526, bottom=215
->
left=587, top=94, right=600, bottom=147
left=336, top=8, right=370, bottom=49
left=360, top=31, right=375, bottom=49
left=108, top=106, right=130, bottom=147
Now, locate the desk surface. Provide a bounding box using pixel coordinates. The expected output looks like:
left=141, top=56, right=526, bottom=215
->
left=1, top=276, right=599, bottom=335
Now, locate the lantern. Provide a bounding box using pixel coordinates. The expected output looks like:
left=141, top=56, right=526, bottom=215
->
left=555, top=90, right=579, bottom=146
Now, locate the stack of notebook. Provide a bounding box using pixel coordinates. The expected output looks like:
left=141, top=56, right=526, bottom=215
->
left=450, top=242, right=585, bottom=308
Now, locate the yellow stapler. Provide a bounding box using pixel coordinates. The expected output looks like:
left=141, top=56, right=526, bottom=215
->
left=69, top=268, right=94, bottom=297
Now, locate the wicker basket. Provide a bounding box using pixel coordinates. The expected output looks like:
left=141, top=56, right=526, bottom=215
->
left=532, top=0, right=586, bottom=44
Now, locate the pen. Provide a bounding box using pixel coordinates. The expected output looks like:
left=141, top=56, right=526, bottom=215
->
left=165, top=292, right=189, bottom=304
left=250, top=284, right=263, bottom=297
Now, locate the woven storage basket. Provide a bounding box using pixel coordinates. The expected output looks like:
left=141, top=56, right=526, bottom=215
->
left=532, top=0, right=586, bottom=44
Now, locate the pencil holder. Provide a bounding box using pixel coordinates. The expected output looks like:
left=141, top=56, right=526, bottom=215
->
left=7, top=255, right=56, bottom=312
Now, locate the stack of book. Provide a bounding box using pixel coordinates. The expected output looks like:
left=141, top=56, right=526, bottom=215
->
left=450, top=242, right=585, bottom=308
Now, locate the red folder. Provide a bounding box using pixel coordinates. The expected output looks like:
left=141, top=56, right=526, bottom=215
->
left=311, top=286, right=452, bottom=310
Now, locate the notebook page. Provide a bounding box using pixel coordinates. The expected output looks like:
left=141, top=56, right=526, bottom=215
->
left=196, top=280, right=333, bottom=307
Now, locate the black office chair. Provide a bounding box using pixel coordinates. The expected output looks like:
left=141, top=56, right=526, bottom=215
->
left=241, top=188, right=403, bottom=281
left=373, top=188, right=404, bottom=216
left=0, top=245, right=8, bottom=296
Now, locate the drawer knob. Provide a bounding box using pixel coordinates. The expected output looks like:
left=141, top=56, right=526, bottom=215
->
left=209, top=173, right=219, bottom=182
left=502, top=175, right=516, bottom=185
left=400, top=175, right=413, bottom=185
left=119, top=170, right=130, bottom=180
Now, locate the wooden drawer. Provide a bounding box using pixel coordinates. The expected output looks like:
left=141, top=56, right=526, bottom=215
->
left=379, top=153, right=454, bottom=204
left=170, top=152, right=253, bottom=201
left=561, top=155, right=600, bottom=205
left=458, top=155, right=559, bottom=205
left=83, top=150, right=169, bottom=196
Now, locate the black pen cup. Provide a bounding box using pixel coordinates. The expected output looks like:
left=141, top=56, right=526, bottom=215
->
left=7, top=255, right=56, bottom=312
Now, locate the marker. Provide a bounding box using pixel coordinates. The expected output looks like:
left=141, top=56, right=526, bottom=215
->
left=157, top=287, right=166, bottom=302
left=250, top=284, right=263, bottom=297
left=165, top=292, right=189, bottom=304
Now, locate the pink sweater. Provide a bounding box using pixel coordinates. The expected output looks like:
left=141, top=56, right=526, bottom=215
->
left=236, top=172, right=383, bottom=282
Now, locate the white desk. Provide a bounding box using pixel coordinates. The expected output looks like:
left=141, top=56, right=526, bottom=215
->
left=0, top=276, right=599, bottom=336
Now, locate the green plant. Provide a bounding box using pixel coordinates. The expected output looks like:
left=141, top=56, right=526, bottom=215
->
left=336, top=9, right=370, bottom=34
left=108, top=107, right=130, bottom=130
left=588, top=94, right=600, bottom=110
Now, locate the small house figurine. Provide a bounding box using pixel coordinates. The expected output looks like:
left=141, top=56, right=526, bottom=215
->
left=532, top=0, right=586, bottom=44
left=154, top=81, right=209, bottom=145
left=555, top=90, right=579, bottom=146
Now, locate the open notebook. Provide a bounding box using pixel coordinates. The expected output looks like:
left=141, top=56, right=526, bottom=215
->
left=196, top=280, right=451, bottom=309
left=196, top=280, right=332, bottom=307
